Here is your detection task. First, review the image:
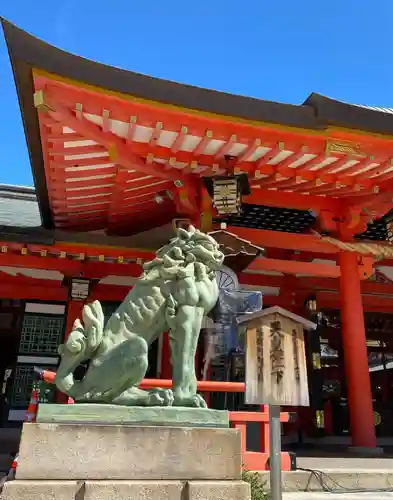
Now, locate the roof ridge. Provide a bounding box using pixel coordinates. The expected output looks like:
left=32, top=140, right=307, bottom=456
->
left=0, top=184, right=35, bottom=193
left=0, top=184, right=37, bottom=202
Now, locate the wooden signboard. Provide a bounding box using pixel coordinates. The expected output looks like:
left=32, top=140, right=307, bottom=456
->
left=238, top=306, right=316, bottom=407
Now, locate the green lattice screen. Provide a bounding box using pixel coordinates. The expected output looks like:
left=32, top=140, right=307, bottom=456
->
left=19, top=315, right=64, bottom=355
left=9, top=364, right=56, bottom=407
left=37, top=379, right=57, bottom=404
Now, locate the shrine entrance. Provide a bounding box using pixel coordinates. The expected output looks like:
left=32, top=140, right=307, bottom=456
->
left=306, top=310, right=393, bottom=443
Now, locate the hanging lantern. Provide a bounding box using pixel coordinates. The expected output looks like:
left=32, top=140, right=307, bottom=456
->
left=203, top=173, right=251, bottom=217
left=69, top=278, right=91, bottom=301
left=212, top=177, right=241, bottom=215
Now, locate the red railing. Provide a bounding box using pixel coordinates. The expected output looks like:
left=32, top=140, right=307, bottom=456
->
left=39, top=370, right=295, bottom=471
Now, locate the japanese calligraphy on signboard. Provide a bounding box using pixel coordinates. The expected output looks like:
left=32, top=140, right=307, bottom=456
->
left=237, top=306, right=316, bottom=407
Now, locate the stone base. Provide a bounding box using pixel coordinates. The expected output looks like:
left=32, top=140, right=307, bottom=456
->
left=16, top=423, right=241, bottom=480
left=2, top=480, right=251, bottom=500
left=36, top=403, right=229, bottom=428
left=2, top=481, right=81, bottom=500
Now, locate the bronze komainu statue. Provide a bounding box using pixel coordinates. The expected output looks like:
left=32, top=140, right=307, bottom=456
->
left=55, top=226, right=224, bottom=408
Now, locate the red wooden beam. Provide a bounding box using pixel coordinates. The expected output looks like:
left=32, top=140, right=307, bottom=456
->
left=236, top=139, right=262, bottom=163
left=248, top=257, right=341, bottom=278
left=54, top=219, right=109, bottom=233
left=107, top=207, right=177, bottom=236
left=172, top=185, right=199, bottom=216
left=0, top=283, right=68, bottom=301
left=0, top=281, right=133, bottom=302
left=252, top=256, right=373, bottom=282
left=222, top=226, right=340, bottom=254
left=36, top=78, right=285, bottom=142
left=342, top=188, right=393, bottom=211
left=0, top=254, right=84, bottom=274
left=243, top=187, right=343, bottom=212
left=49, top=145, right=107, bottom=156
left=192, top=130, right=213, bottom=156
left=356, top=159, right=393, bottom=182
left=51, top=184, right=114, bottom=198
left=214, top=134, right=237, bottom=159
left=51, top=199, right=111, bottom=212
left=0, top=272, right=63, bottom=288
left=0, top=241, right=155, bottom=262
left=170, top=126, right=188, bottom=153
left=39, top=76, right=393, bottom=169
left=38, top=91, right=199, bottom=215
left=110, top=200, right=170, bottom=218
left=148, top=122, right=163, bottom=148
left=275, top=148, right=312, bottom=174
left=254, top=143, right=284, bottom=170
left=316, top=289, right=393, bottom=312
left=239, top=272, right=393, bottom=297
left=337, top=157, right=381, bottom=177
left=320, top=155, right=351, bottom=175
left=51, top=156, right=114, bottom=169
left=53, top=212, right=109, bottom=224
left=123, top=183, right=173, bottom=203
left=0, top=253, right=143, bottom=279
left=252, top=164, right=374, bottom=194
left=295, top=153, right=328, bottom=173
left=41, top=86, right=386, bottom=206
left=38, top=80, right=327, bottom=162
left=1, top=273, right=393, bottom=312
left=47, top=132, right=86, bottom=143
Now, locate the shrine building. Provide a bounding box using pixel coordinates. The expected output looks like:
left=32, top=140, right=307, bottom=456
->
left=3, top=18, right=393, bottom=456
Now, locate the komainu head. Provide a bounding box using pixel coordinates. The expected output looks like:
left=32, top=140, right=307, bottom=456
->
left=143, top=225, right=224, bottom=277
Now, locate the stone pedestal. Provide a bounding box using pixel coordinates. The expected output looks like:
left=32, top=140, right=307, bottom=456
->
left=36, top=403, right=230, bottom=428
left=3, top=406, right=251, bottom=500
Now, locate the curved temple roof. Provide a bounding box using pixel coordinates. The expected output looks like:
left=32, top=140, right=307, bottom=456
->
left=1, top=19, right=318, bottom=130
left=2, top=18, right=393, bottom=235
left=3, top=19, right=393, bottom=134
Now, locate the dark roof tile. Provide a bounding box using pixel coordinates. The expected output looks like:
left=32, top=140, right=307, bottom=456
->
left=0, top=185, right=41, bottom=227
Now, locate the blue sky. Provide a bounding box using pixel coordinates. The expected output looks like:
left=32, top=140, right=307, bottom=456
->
left=1, top=0, right=393, bottom=186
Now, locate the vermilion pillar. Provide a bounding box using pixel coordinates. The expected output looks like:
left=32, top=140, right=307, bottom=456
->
left=56, top=300, right=85, bottom=403
left=160, top=333, right=172, bottom=379
left=64, top=300, right=85, bottom=340
left=339, top=252, right=376, bottom=448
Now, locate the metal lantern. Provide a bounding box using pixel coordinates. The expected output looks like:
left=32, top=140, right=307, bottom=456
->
left=203, top=173, right=250, bottom=217
left=69, top=278, right=91, bottom=301
left=212, top=177, right=241, bottom=215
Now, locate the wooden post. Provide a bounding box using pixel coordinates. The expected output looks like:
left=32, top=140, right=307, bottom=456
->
left=64, top=300, right=85, bottom=340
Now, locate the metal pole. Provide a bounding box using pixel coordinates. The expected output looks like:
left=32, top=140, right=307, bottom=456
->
left=269, top=404, right=282, bottom=500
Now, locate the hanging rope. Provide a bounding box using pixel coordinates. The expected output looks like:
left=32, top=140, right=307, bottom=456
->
left=311, top=230, right=393, bottom=261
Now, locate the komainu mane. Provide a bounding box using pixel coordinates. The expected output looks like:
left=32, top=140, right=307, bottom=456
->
left=55, top=226, right=224, bottom=408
